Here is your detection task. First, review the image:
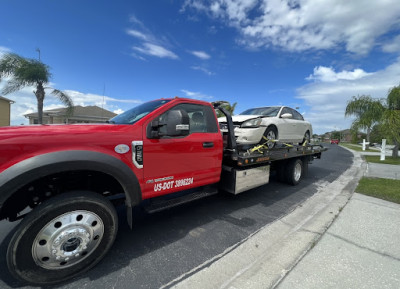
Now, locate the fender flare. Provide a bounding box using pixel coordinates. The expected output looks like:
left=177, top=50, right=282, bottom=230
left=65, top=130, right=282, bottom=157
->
left=0, top=150, right=142, bottom=210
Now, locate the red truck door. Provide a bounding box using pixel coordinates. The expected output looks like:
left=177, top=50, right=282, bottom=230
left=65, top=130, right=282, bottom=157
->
left=142, top=102, right=223, bottom=199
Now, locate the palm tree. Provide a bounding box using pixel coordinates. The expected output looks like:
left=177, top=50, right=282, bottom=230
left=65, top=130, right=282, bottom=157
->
left=0, top=53, right=73, bottom=124
left=345, top=95, right=384, bottom=142
left=382, top=86, right=400, bottom=158
left=214, top=101, right=237, bottom=117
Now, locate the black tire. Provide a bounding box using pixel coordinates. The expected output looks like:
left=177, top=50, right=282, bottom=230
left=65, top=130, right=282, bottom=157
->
left=300, top=131, right=311, bottom=146
left=7, top=191, right=118, bottom=285
left=261, top=126, right=278, bottom=149
left=285, top=158, right=303, bottom=186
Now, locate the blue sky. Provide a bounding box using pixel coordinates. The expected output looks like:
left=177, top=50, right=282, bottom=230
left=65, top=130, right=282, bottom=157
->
left=1, top=0, right=400, bottom=134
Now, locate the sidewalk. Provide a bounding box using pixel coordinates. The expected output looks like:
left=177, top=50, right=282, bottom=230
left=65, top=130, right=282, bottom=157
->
left=276, top=193, right=400, bottom=289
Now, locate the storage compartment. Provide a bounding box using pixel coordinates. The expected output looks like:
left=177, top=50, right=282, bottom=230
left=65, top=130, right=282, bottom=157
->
left=220, top=165, right=270, bottom=194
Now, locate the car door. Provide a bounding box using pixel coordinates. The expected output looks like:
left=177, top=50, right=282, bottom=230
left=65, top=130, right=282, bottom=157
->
left=289, top=108, right=307, bottom=140
left=278, top=107, right=297, bottom=140
left=142, top=102, right=223, bottom=199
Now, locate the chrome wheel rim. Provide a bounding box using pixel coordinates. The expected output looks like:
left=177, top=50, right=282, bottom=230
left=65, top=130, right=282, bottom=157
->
left=266, top=130, right=276, bottom=148
left=32, top=210, right=104, bottom=270
left=294, top=162, right=302, bottom=182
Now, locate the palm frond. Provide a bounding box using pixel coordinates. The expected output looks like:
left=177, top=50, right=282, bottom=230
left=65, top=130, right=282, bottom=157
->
left=50, top=88, right=74, bottom=116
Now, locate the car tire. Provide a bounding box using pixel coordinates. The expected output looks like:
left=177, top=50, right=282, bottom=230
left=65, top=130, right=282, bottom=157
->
left=7, top=191, right=118, bottom=285
left=261, top=126, right=278, bottom=149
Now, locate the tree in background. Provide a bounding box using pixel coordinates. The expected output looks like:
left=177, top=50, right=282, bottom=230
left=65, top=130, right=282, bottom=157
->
left=382, top=86, right=400, bottom=158
left=214, top=101, right=237, bottom=117
left=0, top=53, right=73, bottom=124
left=345, top=95, right=384, bottom=143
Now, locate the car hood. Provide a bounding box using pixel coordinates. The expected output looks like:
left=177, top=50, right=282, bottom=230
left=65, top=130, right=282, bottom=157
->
left=218, top=114, right=265, bottom=123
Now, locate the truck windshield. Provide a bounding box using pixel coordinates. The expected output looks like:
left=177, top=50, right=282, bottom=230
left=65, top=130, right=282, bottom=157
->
left=109, top=99, right=171, bottom=124
left=240, top=107, right=280, bottom=117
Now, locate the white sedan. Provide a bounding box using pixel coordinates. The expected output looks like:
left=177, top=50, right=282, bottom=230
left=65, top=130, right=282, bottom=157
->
left=218, top=106, right=312, bottom=148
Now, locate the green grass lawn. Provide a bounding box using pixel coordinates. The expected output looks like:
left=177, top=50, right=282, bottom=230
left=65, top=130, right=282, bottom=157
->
left=356, top=177, right=400, bottom=204
left=339, top=143, right=376, bottom=152
left=364, top=155, right=400, bottom=165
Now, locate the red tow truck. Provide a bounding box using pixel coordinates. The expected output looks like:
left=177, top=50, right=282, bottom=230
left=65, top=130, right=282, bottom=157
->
left=0, top=97, right=325, bottom=285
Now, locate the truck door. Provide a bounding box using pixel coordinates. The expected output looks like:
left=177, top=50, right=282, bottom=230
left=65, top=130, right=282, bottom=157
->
left=142, top=103, right=223, bottom=199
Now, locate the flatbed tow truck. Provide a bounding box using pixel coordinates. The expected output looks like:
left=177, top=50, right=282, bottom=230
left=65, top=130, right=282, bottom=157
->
left=0, top=97, right=326, bottom=285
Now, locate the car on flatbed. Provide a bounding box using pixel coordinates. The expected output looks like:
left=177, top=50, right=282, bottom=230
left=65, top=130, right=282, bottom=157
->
left=218, top=106, right=312, bottom=149
left=0, top=97, right=325, bottom=285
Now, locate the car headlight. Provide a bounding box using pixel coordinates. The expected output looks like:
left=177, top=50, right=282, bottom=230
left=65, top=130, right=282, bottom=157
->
left=241, top=118, right=262, bottom=128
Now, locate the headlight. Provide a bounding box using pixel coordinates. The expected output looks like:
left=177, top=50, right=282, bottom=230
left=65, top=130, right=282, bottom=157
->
left=241, top=118, right=262, bottom=128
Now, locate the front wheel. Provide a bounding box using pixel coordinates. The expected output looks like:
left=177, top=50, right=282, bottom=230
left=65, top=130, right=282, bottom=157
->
left=7, top=191, right=118, bottom=285
left=261, top=126, right=278, bottom=149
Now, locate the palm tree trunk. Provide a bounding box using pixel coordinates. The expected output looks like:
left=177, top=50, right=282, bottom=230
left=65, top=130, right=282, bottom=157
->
left=34, top=82, right=45, bottom=124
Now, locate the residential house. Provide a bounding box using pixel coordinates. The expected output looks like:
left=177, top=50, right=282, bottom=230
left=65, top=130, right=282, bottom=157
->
left=0, top=96, right=14, bottom=126
left=25, top=105, right=117, bottom=124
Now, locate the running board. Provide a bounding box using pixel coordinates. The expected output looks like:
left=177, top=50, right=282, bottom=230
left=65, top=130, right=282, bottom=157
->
left=144, top=187, right=218, bottom=214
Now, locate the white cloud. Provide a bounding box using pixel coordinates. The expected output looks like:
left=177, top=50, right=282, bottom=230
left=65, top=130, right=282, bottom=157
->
left=126, top=29, right=149, bottom=41
left=189, top=50, right=211, bottom=59
left=184, top=0, right=400, bottom=55
left=382, top=35, right=400, bottom=53
left=133, top=43, right=178, bottom=59
left=113, top=108, right=124, bottom=115
left=181, top=89, right=214, bottom=100
left=0, top=46, right=11, bottom=57
left=297, top=57, right=400, bottom=134
left=127, top=16, right=179, bottom=60
left=306, top=66, right=373, bottom=82
left=191, top=65, right=215, bottom=75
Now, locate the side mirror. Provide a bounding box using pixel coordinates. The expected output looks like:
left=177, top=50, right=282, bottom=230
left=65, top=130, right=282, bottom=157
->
left=281, top=113, right=293, bottom=119
left=164, top=109, right=190, bottom=136
left=147, top=109, right=190, bottom=139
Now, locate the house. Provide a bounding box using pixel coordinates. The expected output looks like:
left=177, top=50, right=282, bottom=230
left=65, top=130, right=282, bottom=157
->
left=25, top=105, right=117, bottom=124
left=0, top=96, right=14, bottom=126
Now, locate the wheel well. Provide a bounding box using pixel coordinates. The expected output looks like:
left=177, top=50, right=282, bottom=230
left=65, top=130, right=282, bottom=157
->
left=266, top=125, right=278, bottom=137
left=0, top=170, right=125, bottom=221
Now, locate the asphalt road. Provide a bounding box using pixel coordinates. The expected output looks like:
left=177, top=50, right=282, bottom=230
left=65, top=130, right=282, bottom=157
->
left=0, top=144, right=352, bottom=289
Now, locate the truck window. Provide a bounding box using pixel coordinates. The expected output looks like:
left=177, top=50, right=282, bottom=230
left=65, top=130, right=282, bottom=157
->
left=109, top=99, right=171, bottom=124
left=158, top=103, right=218, bottom=135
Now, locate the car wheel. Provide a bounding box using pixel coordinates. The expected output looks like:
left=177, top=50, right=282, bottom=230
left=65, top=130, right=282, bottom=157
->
left=261, top=126, right=277, bottom=149
left=7, top=191, right=118, bottom=285
left=300, top=131, right=311, bottom=146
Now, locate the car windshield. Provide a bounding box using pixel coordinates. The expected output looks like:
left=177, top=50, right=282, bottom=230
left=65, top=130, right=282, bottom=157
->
left=109, top=99, right=171, bottom=124
left=240, top=107, right=280, bottom=117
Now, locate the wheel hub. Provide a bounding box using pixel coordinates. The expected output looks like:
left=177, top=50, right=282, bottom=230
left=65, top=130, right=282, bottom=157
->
left=32, top=210, right=104, bottom=269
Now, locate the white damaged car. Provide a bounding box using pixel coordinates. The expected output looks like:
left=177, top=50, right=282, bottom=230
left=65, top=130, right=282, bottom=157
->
left=218, top=106, right=312, bottom=149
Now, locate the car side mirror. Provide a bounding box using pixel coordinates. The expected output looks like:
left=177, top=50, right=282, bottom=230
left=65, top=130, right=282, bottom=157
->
left=281, top=113, right=293, bottom=119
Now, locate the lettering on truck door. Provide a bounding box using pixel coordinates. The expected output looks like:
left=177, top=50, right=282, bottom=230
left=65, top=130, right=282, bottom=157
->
left=142, top=103, right=223, bottom=198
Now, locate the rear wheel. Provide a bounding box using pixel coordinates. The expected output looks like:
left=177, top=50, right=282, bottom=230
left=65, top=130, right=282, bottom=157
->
left=300, top=131, right=311, bottom=146
left=7, top=191, right=118, bottom=285
left=285, top=158, right=303, bottom=186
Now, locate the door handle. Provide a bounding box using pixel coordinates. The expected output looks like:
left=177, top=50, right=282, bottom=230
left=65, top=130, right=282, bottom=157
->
left=203, top=142, right=214, bottom=148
